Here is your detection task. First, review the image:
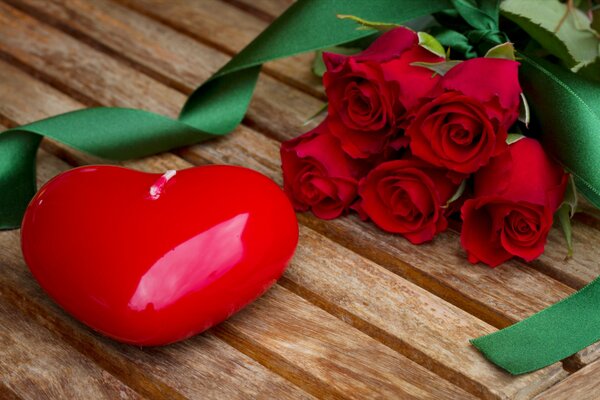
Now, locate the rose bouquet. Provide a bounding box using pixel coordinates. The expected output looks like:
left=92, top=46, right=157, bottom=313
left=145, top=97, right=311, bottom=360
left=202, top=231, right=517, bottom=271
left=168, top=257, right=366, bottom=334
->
left=281, top=23, right=571, bottom=268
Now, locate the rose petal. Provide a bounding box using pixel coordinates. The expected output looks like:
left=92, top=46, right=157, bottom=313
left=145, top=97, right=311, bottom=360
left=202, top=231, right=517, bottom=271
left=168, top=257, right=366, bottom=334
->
left=460, top=197, right=513, bottom=267
left=442, top=58, right=521, bottom=112
left=353, top=27, right=417, bottom=63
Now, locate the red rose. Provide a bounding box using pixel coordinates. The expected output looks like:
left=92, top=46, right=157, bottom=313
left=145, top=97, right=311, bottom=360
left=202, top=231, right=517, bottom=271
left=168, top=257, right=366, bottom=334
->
left=356, top=159, right=459, bottom=244
left=280, top=120, right=366, bottom=219
left=406, top=58, right=522, bottom=174
left=461, top=138, right=568, bottom=267
left=323, top=27, right=443, bottom=158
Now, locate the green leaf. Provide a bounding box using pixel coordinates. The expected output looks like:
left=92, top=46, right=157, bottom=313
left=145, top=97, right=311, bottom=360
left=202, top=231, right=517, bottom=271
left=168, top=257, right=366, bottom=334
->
left=556, top=204, right=574, bottom=259
left=592, top=8, right=600, bottom=34
left=485, top=42, right=516, bottom=60
left=429, top=27, right=478, bottom=58
left=576, top=57, right=600, bottom=82
left=410, top=60, right=462, bottom=76
left=519, top=54, right=600, bottom=209
left=337, top=14, right=402, bottom=31
left=302, top=102, right=328, bottom=126
left=500, top=0, right=600, bottom=70
left=556, top=175, right=578, bottom=259
left=442, top=179, right=467, bottom=208
left=506, top=133, right=526, bottom=144
left=451, top=0, right=499, bottom=30
left=312, top=47, right=361, bottom=78
left=479, top=0, right=501, bottom=25
left=417, top=31, right=446, bottom=58
left=518, top=93, right=530, bottom=127
left=563, top=175, right=579, bottom=218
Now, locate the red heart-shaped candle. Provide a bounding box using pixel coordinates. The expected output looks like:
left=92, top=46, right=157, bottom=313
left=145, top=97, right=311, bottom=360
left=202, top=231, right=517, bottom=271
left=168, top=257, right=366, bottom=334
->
left=21, top=165, right=298, bottom=345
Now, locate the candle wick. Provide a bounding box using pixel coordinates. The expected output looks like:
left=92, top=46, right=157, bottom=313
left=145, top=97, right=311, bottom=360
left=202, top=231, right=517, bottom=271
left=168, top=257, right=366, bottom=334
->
left=148, top=170, right=177, bottom=200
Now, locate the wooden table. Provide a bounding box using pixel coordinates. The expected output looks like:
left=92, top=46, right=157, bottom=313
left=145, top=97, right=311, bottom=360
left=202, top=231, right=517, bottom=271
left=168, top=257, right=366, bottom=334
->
left=1, top=1, right=599, bottom=398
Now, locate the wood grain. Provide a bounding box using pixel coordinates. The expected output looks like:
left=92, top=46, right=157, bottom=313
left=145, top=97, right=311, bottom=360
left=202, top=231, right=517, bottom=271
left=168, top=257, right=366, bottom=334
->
left=0, top=294, right=142, bottom=400
left=0, top=1, right=183, bottom=116
left=117, top=0, right=323, bottom=98
left=218, top=285, right=475, bottom=400
left=532, top=224, right=600, bottom=290
left=287, top=226, right=568, bottom=400
left=224, top=0, right=293, bottom=20
left=534, top=359, right=600, bottom=400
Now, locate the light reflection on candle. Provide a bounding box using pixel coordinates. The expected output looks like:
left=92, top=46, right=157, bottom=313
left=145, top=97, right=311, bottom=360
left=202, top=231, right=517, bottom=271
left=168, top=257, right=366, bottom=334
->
left=128, top=213, right=249, bottom=311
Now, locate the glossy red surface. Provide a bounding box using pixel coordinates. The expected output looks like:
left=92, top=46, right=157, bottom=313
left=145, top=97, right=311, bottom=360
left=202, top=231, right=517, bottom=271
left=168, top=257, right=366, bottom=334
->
left=21, top=165, right=298, bottom=346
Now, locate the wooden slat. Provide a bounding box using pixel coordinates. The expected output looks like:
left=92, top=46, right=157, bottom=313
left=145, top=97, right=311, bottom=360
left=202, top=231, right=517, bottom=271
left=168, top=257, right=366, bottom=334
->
left=533, top=224, right=600, bottom=290
left=0, top=1, right=183, bottom=116
left=0, top=293, right=142, bottom=400
left=534, top=360, right=600, bottom=400
left=217, top=284, right=472, bottom=400
left=218, top=286, right=462, bottom=399
left=0, top=63, right=478, bottom=399
left=117, top=0, right=323, bottom=98
left=225, top=0, right=293, bottom=19
left=285, top=227, right=567, bottom=400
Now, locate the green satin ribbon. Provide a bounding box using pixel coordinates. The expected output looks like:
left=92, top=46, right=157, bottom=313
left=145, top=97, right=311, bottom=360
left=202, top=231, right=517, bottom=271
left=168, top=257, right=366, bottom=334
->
left=2, top=0, right=600, bottom=376
left=472, top=275, right=600, bottom=374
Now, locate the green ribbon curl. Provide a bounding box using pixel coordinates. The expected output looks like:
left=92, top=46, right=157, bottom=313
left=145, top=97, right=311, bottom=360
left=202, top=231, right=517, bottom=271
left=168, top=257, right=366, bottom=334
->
left=3, top=0, right=600, bottom=377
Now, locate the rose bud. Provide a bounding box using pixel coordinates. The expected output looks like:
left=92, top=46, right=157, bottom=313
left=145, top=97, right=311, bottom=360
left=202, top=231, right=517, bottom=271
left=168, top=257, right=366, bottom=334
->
left=407, top=58, right=522, bottom=174
left=323, top=27, right=443, bottom=159
left=356, top=159, right=459, bottom=244
left=281, top=120, right=366, bottom=219
left=461, top=138, right=568, bottom=267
